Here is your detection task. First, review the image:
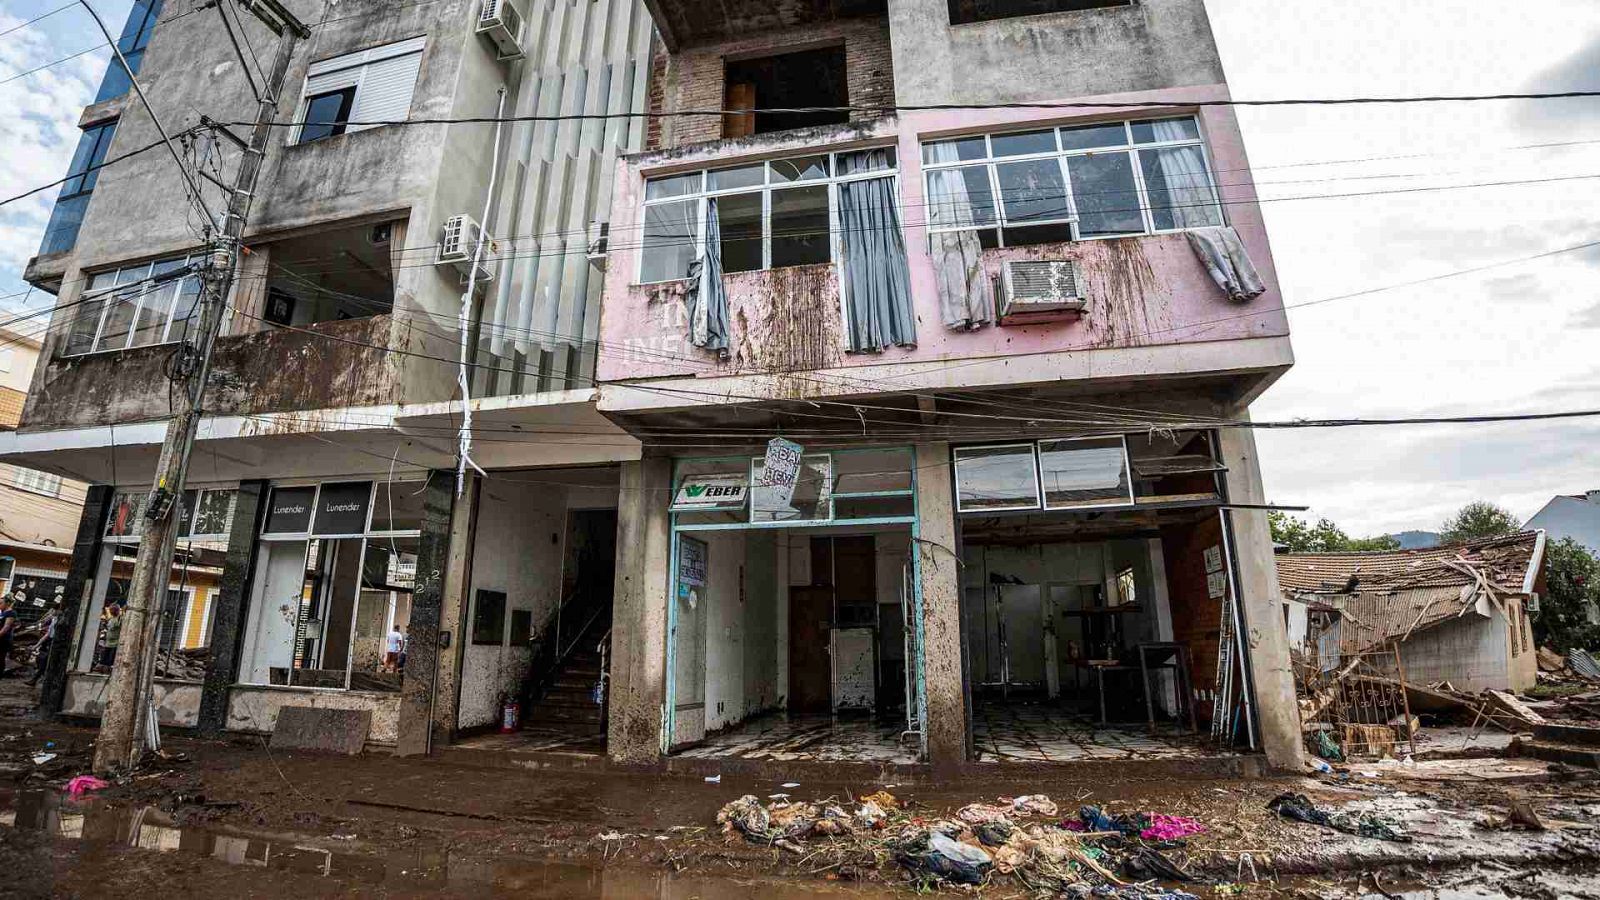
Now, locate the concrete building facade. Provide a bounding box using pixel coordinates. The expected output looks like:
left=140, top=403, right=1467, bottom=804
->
left=2, top=0, right=1302, bottom=772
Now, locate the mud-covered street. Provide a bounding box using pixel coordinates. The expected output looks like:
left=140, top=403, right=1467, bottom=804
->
left=4, top=680, right=1600, bottom=899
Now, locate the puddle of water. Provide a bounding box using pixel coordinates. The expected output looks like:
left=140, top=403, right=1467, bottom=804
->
left=1, top=788, right=889, bottom=897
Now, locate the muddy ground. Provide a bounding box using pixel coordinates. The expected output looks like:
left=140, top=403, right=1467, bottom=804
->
left=4, top=679, right=1600, bottom=898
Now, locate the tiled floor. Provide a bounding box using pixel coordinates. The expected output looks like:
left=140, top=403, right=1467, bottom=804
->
left=455, top=724, right=606, bottom=756
left=972, top=704, right=1220, bottom=763
left=675, top=713, right=919, bottom=764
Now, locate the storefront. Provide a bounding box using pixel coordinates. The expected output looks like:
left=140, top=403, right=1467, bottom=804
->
left=662, top=446, right=926, bottom=764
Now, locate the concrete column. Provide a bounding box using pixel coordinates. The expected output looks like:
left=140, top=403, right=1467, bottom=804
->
left=197, top=480, right=267, bottom=736
left=914, top=442, right=967, bottom=769
left=430, top=475, right=480, bottom=744
left=606, top=457, right=672, bottom=764
left=39, top=485, right=113, bottom=718
left=1218, top=424, right=1304, bottom=771
left=396, top=471, right=456, bottom=757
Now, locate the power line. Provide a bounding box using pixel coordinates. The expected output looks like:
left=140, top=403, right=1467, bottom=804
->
left=0, top=2, right=78, bottom=40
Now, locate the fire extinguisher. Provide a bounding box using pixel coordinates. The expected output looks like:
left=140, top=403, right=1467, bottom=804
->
left=499, top=694, right=521, bottom=733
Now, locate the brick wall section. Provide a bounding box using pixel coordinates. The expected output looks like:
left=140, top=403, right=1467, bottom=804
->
left=646, top=16, right=895, bottom=151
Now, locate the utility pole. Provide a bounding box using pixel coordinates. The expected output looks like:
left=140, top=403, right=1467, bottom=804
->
left=94, top=0, right=310, bottom=775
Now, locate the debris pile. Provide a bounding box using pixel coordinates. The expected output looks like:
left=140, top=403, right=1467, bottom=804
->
left=715, top=791, right=1210, bottom=896
left=1266, top=792, right=1411, bottom=843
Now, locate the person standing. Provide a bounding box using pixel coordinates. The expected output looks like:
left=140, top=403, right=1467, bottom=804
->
left=24, top=604, right=60, bottom=687
left=0, top=596, right=16, bottom=678
left=101, top=603, right=123, bottom=670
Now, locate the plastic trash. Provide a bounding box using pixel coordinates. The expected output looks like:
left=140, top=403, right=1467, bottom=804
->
left=1310, top=758, right=1334, bottom=774
left=915, top=832, right=993, bottom=885
left=704, top=774, right=721, bottom=784
left=781, top=782, right=800, bottom=788
left=716, top=795, right=772, bottom=842
left=31, top=753, right=56, bottom=765
left=65, top=775, right=108, bottom=797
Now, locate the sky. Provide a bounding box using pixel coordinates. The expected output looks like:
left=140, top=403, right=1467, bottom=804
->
left=1, top=0, right=1599, bottom=536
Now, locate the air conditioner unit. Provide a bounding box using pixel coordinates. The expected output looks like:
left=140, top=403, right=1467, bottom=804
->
left=437, top=214, right=496, bottom=283
left=586, top=220, right=609, bottom=262
left=477, top=0, right=526, bottom=61
left=1000, top=259, right=1087, bottom=321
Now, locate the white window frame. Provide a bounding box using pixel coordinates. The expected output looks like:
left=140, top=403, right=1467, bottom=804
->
left=65, top=253, right=204, bottom=357
left=291, top=36, right=427, bottom=145
left=953, top=442, right=1042, bottom=513
left=636, top=147, right=900, bottom=286
left=14, top=468, right=64, bottom=498
left=953, top=436, right=1136, bottom=514
left=921, top=115, right=1224, bottom=247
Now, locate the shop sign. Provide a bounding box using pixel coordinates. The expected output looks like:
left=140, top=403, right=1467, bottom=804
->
left=312, top=481, right=373, bottom=536
left=264, top=486, right=316, bottom=535
left=753, top=438, right=804, bottom=513
left=672, top=476, right=747, bottom=511
left=677, top=536, right=708, bottom=607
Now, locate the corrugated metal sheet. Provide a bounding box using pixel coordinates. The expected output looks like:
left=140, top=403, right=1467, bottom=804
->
left=1336, top=585, right=1481, bottom=654
left=1571, top=648, right=1600, bottom=679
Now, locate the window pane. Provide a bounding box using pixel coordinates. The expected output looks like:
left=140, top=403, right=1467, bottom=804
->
left=1060, top=121, right=1128, bottom=151
left=833, top=447, right=914, bottom=494
left=991, top=129, right=1056, bottom=157
left=130, top=261, right=184, bottom=347
left=352, top=538, right=416, bottom=691
left=639, top=199, right=698, bottom=282
left=64, top=293, right=106, bottom=356
left=1000, top=222, right=1074, bottom=246
left=1067, top=152, right=1144, bottom=237
left=300, top=88, right=354, bottom=143
left=996, top=159, right=1071, bottom=224
left=97, top=291, right=140, bottom=351
left=370, top=480, right=425, bottom=532
left=922, top=136, right=987, bottom=164
left=192, top=489, right=236, bottom=538
left=770, top=185, right=831, bottom=267
left=716, top=193, right=764, bottom=273
left=1139, top=146, right=1222, bottom=230
left=955, top=445, right=1039, bottom=511
left=926, top=166, right=996, bottom=229
left=168, top=274, right=203, bottom=343
left=1131, top=117, right=1200, bottom=144
left=645, top=172, right=701, bottom=201
left=770, top=155, right=829, bottom=183
left=1039, top=437, right=1130, bottom=509
left=837, top=147, right=895, bottom=175
left=708, top=164, right=763, bottom=191
left=77, top=123, right=116, bottom=193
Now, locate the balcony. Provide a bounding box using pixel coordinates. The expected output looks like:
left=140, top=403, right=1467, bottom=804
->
left=645, top=0, right=886, bottom=49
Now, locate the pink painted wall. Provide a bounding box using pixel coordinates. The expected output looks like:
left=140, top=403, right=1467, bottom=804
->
left=595, top=84, right=1288, bottom=385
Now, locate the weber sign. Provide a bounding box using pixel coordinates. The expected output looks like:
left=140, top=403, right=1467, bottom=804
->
left=672, top=477, right=748, bottom=511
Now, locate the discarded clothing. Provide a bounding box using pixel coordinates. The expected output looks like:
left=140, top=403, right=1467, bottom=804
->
left=1122, top=846, right=1203, bottom=883
left=717, top=795, right=772, bottom=842
left=1185, top=225, right=1265, bottom=302
left=65, top=775, right=108, bottom=797
left=1266, top=792, right=1411, bottom=843
left=957, top=802, right=1014, bottom=825
left=684, top=198, right=730, bottom=357
left=976, top=821, right=1014, bottom=847
left=1313, top=729, right=1344, bottom=762
left=1012, top=794, right=1059, bottom=817
left=1070, top=805, right=1146, bottom=836
left=1139, top=814, right=1206, bottom=842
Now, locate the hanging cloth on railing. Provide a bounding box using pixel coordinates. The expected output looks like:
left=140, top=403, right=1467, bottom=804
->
left=838, top=151, right=916, bottom=351
left=684, top=197, right=730, bottom=357
left=1185, top=225, right=1266, bottom=302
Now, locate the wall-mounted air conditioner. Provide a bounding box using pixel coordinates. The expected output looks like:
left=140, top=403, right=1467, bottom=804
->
left=999, top=259, right=1087, bottom=323
left=477, top=0, right=526, bottom=61
left=438, top=214, right=495, bottom=283
left=586, top=221, right=609, bottom=263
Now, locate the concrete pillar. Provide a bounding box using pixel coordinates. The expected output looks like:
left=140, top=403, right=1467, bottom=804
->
left=396, top=471, right=456, bottom=757
left=606, top=457, right=672, bottom=764
left=197, top=480, right=267, bottom=736
left=914, top=442, right=967, bottom=769
left=430, top=475, right=480, bottom=744
left=39, top=485, right=113, bottom=718
left=1218, top=425, right=1304, bottom=771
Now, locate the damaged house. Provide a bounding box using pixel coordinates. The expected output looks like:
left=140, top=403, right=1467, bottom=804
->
left=2, top=0, right=1305, bottom=773
left=1277, top=531, right=1548, bottom=694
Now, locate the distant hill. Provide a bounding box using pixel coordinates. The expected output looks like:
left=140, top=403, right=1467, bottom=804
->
left=1391, top=530, right=1441, bottom=549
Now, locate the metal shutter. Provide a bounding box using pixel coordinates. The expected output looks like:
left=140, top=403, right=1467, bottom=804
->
left=349, top=50, right=423, bottom=132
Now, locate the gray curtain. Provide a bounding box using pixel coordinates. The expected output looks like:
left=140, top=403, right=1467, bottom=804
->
left=838, top=158, right=915, bottom=351
left=684, top=197, right=729, bottom=357
left=1186, top=225, right=1266, bottom=302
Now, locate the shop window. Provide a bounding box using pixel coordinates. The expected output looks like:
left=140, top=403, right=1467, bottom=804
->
left=294, top=37, right=425, bottom=144
left=722, top=46, right=848, bottom=138
left=1038, top=436, right=1132, bottom=509
left=954, top=444, right=1040, bottom=512
left=947, top=0, right=1131, bottom=26
left=923, top=116, right=1222, bottom=250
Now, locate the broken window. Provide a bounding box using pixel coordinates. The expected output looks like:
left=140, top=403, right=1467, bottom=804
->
left=240, top=481, right=421, bottom=690
left=64, top=253, right=204, bottom=356
left=255, top=220, right=398, bottom=327
left=947, top=0, right=1132, bottom=26
left=722, top=46, right=848, bottom=138
left=638, top=149, right=898, bottom=284
left=923, top=116, right=1222, bottom=249
left=294, top=37, right=425, bottom=144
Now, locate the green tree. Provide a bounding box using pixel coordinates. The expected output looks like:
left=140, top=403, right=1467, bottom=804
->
left=1438, top=501, right=1522, bottom=543
left=1269, top=511, right=1400, bottom=553
left=1534, top=537, right=1600, bottom=653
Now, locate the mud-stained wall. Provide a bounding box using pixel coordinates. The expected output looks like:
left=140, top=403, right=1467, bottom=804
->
left=20, top=316, right=399, bottom=431
left=227, top=686, right=402, bottom=747
left=63, top=674, right=200, bottom=728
